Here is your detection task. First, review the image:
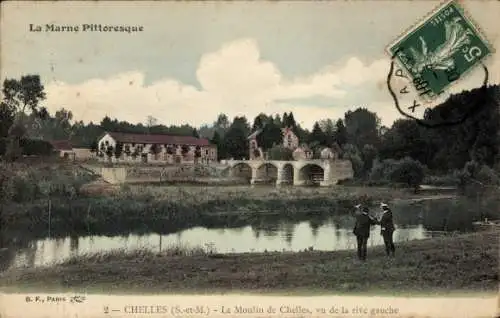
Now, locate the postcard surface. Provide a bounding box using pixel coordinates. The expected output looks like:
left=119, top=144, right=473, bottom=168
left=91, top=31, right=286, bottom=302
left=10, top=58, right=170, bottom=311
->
left=0, top=1, right=499, bottom=318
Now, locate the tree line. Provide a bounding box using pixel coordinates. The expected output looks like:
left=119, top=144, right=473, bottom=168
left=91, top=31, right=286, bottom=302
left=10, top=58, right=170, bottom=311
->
left=1, top=74, right=499, bottom=188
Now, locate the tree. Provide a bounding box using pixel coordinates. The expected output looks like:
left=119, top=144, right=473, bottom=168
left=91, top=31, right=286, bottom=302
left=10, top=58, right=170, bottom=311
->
left=0, top=102, right=14, bottom=139
left=342, top=143, right=365, bottom=178
left=146, top=115, right=158, bottom=128
left=361, top=144, right=378, bottom=175
left=267, top=145, right=293, bottom=160
left=90, top=140, right=99, bottom=154
left=318, top=119, right=335, bottom=146
left=166, top=145, right=175, bottom=155
left=388, top=157, right=425, bottom=192
left=105, top=145, right=114, bottom=161
left=150, top=144, right=161, bottom=159
left=256, top=119, right=282, bottom=150
left=283, top=112, right=297, bottom=128
left=378, top=119, right=433, bottom=166
left=181, top=145, right=190, bottom=156
left=1, top=75, right=46, bottom=115
left=114, top=142, right=124, bottom=159
left=1, top=75, right=47, bottom=161
left=334, top=119, right=347, bottom=147
left=344, top=108, right=381, bottom=150
left=223, top=116, right=250, bottom=159
left=192, top=128, right=200, bottom=138
left=211, top=130, right=226, bottom=160
left=308, top=122, right=326, bottom=146
left=194, top=146, right=202, bottom=158
left=252, top=113, right=269, bottom=131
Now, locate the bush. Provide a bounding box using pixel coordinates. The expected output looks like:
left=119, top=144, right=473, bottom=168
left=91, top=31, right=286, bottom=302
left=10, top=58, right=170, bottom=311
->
left=0, top=163, right=95, bottom=203
left=456, top=160, right=500, bottom=198
left=423, top=174, right=459, bottom=187
left=20, top=138, right=54, bottom=156
left=369, top=157, right=425, bottom=190
left=389, top=157, right=425, bottom=190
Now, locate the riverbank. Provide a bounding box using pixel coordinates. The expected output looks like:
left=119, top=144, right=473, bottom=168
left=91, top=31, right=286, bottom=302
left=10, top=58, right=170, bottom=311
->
left=1, top=231, right=497, bottom=295
left=2, top=177, right=439, bottom=238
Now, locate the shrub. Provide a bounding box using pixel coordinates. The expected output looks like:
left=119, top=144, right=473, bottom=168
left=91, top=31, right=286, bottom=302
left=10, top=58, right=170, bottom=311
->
left=389, top=157, right=425, bottom=190
left=20, top=139, right=54, bottom=156
left=456, top=160, right=500, bottom=198
left=369, top=157, right=425, bottom=190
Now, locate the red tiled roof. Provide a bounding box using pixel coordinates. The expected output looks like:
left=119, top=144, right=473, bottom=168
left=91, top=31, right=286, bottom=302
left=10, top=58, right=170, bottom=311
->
left=50, top=140, right=73, bottom=151
left=105, top=131, right=212, bottom=146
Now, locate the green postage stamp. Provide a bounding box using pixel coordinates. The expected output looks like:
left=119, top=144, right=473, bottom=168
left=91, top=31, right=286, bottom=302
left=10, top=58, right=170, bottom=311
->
left=387, top=0, right=493, bottom=100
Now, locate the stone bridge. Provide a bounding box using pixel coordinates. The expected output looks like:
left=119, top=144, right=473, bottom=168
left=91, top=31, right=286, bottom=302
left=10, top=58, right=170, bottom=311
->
left=226, top=159, right=354, bottom=186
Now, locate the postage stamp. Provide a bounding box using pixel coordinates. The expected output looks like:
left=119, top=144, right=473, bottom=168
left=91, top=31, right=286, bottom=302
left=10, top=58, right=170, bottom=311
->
left=386, top=0, right=494, bottom=101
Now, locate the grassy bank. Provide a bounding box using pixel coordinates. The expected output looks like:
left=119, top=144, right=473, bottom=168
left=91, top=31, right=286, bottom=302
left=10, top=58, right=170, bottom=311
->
left=1, top=162, right=426, bottom=238
left=0, top=231, right=497, bottom=295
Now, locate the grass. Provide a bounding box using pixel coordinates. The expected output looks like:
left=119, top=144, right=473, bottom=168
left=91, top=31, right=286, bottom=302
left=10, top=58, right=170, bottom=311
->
left=0, top=231, right=497, bottom=295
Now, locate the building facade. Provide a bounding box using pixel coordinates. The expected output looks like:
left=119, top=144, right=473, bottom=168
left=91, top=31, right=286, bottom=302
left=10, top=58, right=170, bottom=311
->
left=281, top=127, right=299, bottom=149
left=97, top=131, right=217, bottom=164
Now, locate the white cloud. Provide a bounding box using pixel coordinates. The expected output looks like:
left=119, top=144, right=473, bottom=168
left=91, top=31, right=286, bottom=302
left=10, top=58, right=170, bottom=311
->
left=42, top=37, right=499, bottom=131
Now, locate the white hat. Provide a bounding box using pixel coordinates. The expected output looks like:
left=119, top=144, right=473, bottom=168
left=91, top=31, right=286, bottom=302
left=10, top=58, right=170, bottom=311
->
left=380, top=202, right=389, bottom=208
left=355, top=204, right=362, bottom=209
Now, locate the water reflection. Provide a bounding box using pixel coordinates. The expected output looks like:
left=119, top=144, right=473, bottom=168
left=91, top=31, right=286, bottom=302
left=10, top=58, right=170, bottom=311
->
left=5, top=221, right=433, bottom=270
left=2, top=198, right=480, bottom=270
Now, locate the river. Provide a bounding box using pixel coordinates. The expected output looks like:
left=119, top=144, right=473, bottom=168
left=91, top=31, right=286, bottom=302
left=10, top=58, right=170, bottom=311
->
left=2, top=196, right=477, bottom=270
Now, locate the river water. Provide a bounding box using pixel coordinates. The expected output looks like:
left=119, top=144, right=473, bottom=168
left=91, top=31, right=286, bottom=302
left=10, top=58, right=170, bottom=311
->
left=3, top=196, right=471, bottom=271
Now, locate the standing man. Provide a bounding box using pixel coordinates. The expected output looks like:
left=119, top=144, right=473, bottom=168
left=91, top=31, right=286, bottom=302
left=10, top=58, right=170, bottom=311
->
left=379, top=203, right=396, bottom=257
left=353, top=206, right=377, bottom=261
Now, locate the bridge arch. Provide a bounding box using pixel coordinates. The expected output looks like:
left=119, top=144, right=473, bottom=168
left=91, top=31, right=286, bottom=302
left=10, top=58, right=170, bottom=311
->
left=230, top=162, right=252, bottom=181
left=255, top=162, right=278, bottom=184
left=298, top=163, right=325, bottom=186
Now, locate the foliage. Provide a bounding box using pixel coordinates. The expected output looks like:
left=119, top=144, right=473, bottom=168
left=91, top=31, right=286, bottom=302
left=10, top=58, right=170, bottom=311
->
left=370, top=157, right=425, bottom=190
left=455, top=160, right=500, bottom=198
left=149, top=144, right=160, bottom=155
left=194, top=146, right=202, bottom=158
left=105, top=146, right=114, bottom=159
left=114, top=142, right=124, bottom=158
left=344, top=108, right=381, bottom=150
left=267, top=145, right=293, bottom=161
left=256, top=120, right=282, bottom=151
left=19, top=139, right=54, bottom=156
left=342, top=144, right=364, bottom=178
left=181, top=145, right=190, bottom=156
left=0, top=163, right=95, bottom=204
left=1, top=74, right=498, bottom=182
left=388, top=157, right=425, bottom=190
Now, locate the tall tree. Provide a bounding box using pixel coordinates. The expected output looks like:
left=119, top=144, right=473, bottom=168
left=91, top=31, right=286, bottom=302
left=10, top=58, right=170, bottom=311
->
left=318, top=119, right=335, bottom=146
left=192, top=128, right=200, bottom=138
left=146, top=115, right=158, bottom=128
left=1, top=75, right=47, bottom=161
left=308, top=122, right=326, bottom=146
left=252, top=113, right=269, bottom=131
left=344, top=108, right=381, bottom=150
left=223, top=116, right=250, bottom=159
left=334, top=119, right=348, bottom=147
left=257, top=119, right=282, bottom=150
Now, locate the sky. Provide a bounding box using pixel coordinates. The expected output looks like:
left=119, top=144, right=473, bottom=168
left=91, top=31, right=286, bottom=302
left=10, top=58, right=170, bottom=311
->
left=1, top=0, right=499, bottom=130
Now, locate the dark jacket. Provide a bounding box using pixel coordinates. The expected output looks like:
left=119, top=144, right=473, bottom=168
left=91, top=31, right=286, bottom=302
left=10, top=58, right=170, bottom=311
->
left=353, top=212, right=377, bottom=238
left=379, top=209, right=395, bottom=233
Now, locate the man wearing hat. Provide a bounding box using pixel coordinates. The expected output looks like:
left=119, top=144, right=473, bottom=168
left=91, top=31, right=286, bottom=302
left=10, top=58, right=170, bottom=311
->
left=352, top=206, right=377, bottom=261
left=379, top=203, right=395, bottom=257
